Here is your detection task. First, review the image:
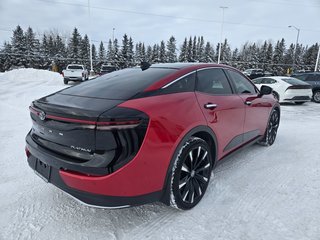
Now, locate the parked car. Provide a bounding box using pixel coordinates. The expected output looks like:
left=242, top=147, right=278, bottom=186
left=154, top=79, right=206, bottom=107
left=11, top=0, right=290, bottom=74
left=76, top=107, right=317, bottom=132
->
left=25, top=63, right=280, bottom=210
left=62, top=64, right=89, bottom=84
left=100, top=65, right=117, bottom=75
left=243, top=68, right=265, bottom=79
left=291, top=72, right=320, bottom=103
left=252, top=76, right=312, bottom=104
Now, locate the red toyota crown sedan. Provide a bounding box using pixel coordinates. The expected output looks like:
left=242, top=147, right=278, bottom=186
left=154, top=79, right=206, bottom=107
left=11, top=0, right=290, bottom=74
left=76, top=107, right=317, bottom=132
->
left=25, top=63, right=280, bottom=210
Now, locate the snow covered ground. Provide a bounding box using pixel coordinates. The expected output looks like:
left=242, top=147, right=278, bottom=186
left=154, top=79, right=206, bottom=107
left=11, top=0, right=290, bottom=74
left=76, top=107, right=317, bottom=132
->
left=0, top=69, right=320, bottom=240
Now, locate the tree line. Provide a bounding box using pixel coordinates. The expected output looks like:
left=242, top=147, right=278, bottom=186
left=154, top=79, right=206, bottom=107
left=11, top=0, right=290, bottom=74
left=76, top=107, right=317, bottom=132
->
left=0, top=25, right=319, bottom=74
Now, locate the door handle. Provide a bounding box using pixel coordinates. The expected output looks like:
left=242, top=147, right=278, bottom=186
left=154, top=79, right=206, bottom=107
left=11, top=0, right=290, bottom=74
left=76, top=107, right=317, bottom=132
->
left=245, top=101, right=252, bottom=106
left=204, top=103, right=217, bottom=110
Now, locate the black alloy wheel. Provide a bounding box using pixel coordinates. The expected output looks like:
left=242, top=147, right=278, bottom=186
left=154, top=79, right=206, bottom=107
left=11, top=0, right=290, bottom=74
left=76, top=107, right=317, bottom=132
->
left=259, top=109, right=280, bottom=146
left=170, top=137, right=213, bottom=210
left=272, top=91, right=279, bottom=101
left=313, top=90, right=320, bottom=103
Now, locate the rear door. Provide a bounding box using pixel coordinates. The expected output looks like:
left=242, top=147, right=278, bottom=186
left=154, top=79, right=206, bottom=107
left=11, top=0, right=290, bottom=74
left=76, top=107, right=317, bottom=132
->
left=195, top=68, right=245, bottom=159
left=225, top=69, right=271, bottom=142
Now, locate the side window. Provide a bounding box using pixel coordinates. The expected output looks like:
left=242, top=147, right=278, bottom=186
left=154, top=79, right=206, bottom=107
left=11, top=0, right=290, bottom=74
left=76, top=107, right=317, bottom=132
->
left=252, top=78, right=262, bottom=84
left=227, top=70, right=257, bottom=94
left=295, top=74, right=307, bottom=81
left=196, top=68, right=232, bottom=95
left=261, top=78, right=276, bottom=84
left=307, top=74, right=317, bottom=82
left=163, top=72, right=195, bottom=93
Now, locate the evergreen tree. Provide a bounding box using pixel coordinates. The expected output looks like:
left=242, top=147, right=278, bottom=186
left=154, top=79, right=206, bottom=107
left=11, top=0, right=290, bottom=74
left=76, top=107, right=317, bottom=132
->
left=0, top=42, right=13, bottom=71
left=273, top=38, right=286, bottom=65
left=159, top=40, right=166, bottom=63
left=25, top=26, right=40, bottom=68
left=106, top=39, right=114, bottom=64
left=152, top=44, right=159, bottom=62
left=91, top=43, right=97, bottom=70
left=98, top=40, right=106, bottom=64
left=204, top=42, right=214, bottom=62
left=128, top=37, right=134, bottom=66
left=179, top=38, right=188, bottom=62
left=53, top=34, right=67, bottom=72
left=266, top=42, right=273, bottom=65
left=295, top=43, right=305, bottom=67
left=67, top=27, right=82, bottom=62
left=120, top=34, right=129, bottom=68
left=258, top=41, right=268, bottom=69
left=166, top=36, right=177, bottom=63
left=11, top=25, right=26, bottom=67
left=140, top=43, right=146, bottom=62
left=55, top=35, right=66, bottom=56
left=41, top=34, right=49, bottom=57
left=47, top=35, right=55, bottom=58
left=187, top=37, right=193, bottom=62
left=231, top=47, right=240, bottom=67
left=284, top=43, right=295, bottom=67
left=303, top=43, right=319, bottom=66
left=197, top=36, right=205, bottom=62
left=221, top=38, right=231, bottom=63
left=192, top=36, right=197, bottom=61
left=113, top=38, right=120, bottom=68
left=134, top=43, right=141, bottom=63
left=79, top=34, right=90, bottom=66
left=146, top=45, right=153, bottom=63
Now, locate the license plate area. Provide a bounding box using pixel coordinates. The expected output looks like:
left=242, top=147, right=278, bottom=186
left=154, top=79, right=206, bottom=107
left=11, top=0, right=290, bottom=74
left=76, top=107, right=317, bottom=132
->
left=35, top=159, right=51, bottom=182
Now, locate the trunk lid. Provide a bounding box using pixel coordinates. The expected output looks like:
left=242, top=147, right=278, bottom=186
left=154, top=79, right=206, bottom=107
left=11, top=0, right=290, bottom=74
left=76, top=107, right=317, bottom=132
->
left=30, top=93, right=123, bottom=159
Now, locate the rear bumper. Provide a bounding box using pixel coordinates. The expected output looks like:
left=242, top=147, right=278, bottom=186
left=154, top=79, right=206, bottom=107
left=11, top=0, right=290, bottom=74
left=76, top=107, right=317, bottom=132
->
left=283, top=96, right=311, bottom=102
left=282, top=89, right=313, bottom=102
left=26, top=153, right=162, bottom=208
left=64, top=77, right=83, bottom=81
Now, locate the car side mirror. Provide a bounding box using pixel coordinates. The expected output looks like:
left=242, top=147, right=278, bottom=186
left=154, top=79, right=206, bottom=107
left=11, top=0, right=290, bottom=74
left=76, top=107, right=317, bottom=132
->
left=259, top=85, right=272, bottom=96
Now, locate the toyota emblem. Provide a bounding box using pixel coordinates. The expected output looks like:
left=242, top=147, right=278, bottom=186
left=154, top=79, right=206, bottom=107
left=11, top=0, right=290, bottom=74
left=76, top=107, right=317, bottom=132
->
left=39, top=111, right=46, bottom=121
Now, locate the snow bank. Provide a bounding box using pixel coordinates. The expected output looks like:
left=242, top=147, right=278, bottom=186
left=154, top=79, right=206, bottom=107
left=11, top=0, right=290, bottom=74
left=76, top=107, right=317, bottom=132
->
left=0, top=68, right=63, bottom=85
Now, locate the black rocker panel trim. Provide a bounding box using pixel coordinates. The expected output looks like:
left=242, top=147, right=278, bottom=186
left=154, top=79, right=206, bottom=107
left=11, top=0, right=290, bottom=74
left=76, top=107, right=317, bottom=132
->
left=223, top=129, right=260, bottom=152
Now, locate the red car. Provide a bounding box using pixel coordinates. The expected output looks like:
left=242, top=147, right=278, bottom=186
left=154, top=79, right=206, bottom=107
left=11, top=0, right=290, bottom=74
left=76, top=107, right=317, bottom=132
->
left=25, top=63, right=280, bottom=210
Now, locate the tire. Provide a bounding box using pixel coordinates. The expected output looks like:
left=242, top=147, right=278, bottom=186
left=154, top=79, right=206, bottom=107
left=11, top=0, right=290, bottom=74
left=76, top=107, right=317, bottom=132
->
left=258, top=109, right=280, bottom=146
left=295, top=102, right=305, bottom=105
left=272, top=91, right=279, bottom=101
left=313, top=90, right=320, bottom=103
left=170, top=137, right=213, bottom=210
left=63, top=78, right=68, bottom=85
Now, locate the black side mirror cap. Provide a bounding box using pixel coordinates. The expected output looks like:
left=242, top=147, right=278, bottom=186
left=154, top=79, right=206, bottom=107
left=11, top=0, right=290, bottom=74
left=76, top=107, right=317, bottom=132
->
left=259, top=85, right=272, bottom=96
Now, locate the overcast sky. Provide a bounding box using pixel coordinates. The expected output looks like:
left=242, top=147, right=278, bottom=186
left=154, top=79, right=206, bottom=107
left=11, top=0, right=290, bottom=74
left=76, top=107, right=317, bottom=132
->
left=0, top=0, right=319, bottom=49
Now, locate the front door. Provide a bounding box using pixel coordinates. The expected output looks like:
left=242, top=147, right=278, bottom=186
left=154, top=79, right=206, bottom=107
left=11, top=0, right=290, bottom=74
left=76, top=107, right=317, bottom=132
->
left=195, top=68, right=245, bottom=159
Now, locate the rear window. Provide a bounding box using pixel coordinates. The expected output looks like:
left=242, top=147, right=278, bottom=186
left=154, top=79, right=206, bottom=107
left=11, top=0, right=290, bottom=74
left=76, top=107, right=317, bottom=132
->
left=60, top=67, right=177, bottom=99
left=282, top=77, right=309, bottom=85
left=68, top=65, right=84, bottom=70
left=101, top=66, right=116, bottom=71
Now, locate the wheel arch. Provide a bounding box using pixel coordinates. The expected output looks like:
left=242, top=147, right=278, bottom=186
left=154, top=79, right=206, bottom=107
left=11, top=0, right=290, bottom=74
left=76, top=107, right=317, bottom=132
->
left=160, top=125, right=218, bottom=205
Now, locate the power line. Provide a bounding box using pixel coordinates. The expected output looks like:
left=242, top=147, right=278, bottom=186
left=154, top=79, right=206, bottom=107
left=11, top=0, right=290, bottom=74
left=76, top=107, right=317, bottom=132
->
left=0, top=28, right=12, bottom=32
left=249, top=0, right=320, bottom=8
left=35, top=0, right=320, bottom=32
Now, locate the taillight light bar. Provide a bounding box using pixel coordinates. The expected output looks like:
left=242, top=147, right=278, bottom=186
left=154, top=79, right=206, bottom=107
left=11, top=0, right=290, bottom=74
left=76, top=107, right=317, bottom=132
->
left=25, top=146, right=31, bottom=158
left=29, top=106, right=141, bottom=130
left=96, top=120, right=141, bottom=130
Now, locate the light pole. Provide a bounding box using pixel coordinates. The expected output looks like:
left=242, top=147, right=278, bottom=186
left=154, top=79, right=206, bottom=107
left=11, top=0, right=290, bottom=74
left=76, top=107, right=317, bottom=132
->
left=315, top=46, right=320, bottom=72
left=88, top=0, right=94, bottom=75
left=288, top=25, right=300, bottom=72
left=218, top=6, right=228, bottom=64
